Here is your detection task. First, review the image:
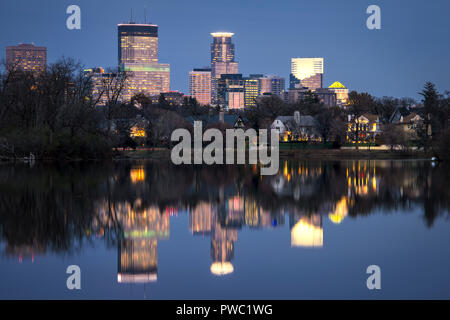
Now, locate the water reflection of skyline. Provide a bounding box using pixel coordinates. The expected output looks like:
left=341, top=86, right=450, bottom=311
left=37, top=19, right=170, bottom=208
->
left=1, top=160, right=449, bottom=285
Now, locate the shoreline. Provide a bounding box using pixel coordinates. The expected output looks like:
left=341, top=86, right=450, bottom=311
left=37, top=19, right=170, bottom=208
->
left=114, top=148, right=434, bottom=161
left=0, top=148, right=435, bottom=163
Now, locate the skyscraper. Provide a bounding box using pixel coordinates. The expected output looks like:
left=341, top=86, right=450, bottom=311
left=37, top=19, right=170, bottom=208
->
left=118, top=23, right=170, bottom=101
left=210, top=32, right=239, bottom=104
left=189, top=68, right=212, bottom=105
left=290, top=58, right=324, bottom=90
left=6, top=43, right=47, bottom=73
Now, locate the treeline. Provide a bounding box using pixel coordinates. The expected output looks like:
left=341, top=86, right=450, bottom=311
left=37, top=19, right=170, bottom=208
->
left=0, top=58, right=113, bottom=159
left=1, top=56, right=449, bottom=159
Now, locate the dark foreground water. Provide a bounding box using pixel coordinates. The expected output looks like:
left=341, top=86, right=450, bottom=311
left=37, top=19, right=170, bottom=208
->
left=0, top=159, right=449, bottom=299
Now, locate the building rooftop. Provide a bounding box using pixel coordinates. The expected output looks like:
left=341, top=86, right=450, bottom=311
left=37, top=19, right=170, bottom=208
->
left=329, top=81, right=347, bottom=89
left=118, top=23, right=158, bottom=27
left=211, top=32, right=234, bottom=37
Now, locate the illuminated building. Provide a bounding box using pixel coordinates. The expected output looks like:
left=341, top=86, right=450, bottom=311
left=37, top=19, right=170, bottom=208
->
left=150, top=91, right=185, bottom=106
left=259, top=75, right=285, bottom=97
left=347, top=114, right=381, bottom=143
left=210, top=32, right=239, bottom=104
left=244, top=76, right=260, bottom=108
left=217, top=74, right=244, bottom=109
left=6, top=43, right=46, bottom=73
left=290, top=215, right=323, bottom=248
left=189, top=68, right=212, bottom=105
left=84, top=67, right=125, bottom=106
left=328, top=81, right=349, bottom=106
left=290, top=58, right=324, bottom=90
left=118, top=23, right=170, bottom=101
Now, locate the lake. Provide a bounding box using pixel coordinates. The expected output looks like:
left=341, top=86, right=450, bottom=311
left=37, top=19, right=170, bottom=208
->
left=0, top=159, right=449, bottom=299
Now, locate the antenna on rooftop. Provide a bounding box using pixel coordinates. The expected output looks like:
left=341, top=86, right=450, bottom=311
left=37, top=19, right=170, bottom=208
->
left=130, top=8, right=134, bottom=23
left=144, top=5, right=147, bottom=24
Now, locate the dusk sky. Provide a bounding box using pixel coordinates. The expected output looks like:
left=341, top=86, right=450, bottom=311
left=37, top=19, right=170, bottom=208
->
left=0, top=0, right=449, bottom=100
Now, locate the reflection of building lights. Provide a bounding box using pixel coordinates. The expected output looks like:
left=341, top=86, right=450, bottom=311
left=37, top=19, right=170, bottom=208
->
left=291, top=218, right=323, bottom=248
left=328, top=197, right=348, bottom=224
left=130, top=167, right=145, bottom=183
left=117, top=273, right=157, bottom=283
left=210, top=262, right=234, bottom=276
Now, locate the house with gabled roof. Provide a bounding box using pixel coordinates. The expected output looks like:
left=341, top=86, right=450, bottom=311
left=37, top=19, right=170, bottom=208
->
left=271, top=111, right=321, bottom=142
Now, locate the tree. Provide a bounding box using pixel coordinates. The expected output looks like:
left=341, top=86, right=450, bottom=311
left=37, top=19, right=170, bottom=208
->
left=348, top=91, right=377, bottom=115
left=376, top=124, right=407, bottom=150
left=419, top=82, right=439, bottom=151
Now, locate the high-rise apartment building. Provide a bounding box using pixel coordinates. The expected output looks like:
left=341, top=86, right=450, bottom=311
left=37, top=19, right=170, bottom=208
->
left=6, top=43, right=47, bottom=73
left=189, top=68, right=212, bottom=105
left=210, top=32, right=239, bottom=104
left=118, top=23, right=170, bottom=101
left=290, top=58, right=324, bottom=90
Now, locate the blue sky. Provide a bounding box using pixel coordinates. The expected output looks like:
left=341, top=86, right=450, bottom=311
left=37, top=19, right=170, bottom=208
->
left=0, top=0, right=449, bottom=100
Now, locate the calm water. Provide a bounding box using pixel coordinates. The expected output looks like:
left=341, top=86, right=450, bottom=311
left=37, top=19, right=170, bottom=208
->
left=0, top=159, right=449, bottom=299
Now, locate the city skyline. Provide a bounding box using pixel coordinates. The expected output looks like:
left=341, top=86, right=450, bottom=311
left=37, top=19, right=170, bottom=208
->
left=0, top=0, right=449, bottom=100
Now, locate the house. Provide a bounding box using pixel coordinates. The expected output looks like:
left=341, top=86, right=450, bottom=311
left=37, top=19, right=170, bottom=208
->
left=390, top=110, right=424, bottom=140
left=347, top=113, right=381, bottom=143
left=271, top=111, right=321, bottom=142
left=130, top=116, right=149, bottom=138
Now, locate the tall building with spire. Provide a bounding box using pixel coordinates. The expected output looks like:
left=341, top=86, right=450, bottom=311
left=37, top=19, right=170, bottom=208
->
left=118, top=22, right=170, bottom=101
left=210, top=32, right=239, bottom=104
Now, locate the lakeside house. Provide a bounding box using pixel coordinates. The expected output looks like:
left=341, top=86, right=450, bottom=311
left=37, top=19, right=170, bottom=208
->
left=347, top=113, right=381, bottom=143
left=389, top=107, right=425, bottom=140
left=271, top=111, right=321, bottom=142
left=391, top=112, right=424, bottom=139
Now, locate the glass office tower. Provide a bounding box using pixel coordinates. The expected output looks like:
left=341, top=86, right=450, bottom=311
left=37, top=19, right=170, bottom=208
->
left=290, top=58, right=324, bottom=90
left=210, top=32, right=239, bottom=104
left=118, top=23, right=170, bottom=101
